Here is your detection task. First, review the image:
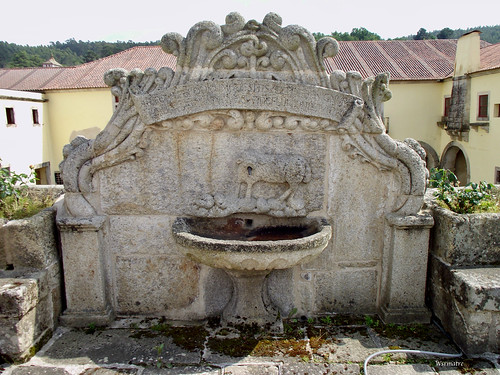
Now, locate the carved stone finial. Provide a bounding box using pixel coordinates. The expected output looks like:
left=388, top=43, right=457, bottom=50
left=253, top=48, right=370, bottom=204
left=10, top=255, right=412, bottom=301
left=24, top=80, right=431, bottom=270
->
left=159, top=12, right=336, bottom=86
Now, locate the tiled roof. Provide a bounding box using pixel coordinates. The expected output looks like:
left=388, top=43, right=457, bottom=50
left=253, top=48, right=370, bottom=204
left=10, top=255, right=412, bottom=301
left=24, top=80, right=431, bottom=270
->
left=324, top=39, right=458, bottom=80
left=480, top=43, right=500, bottom=72
left=0, top=40, right=499, bottom=91
left=0, top=46, right=176, bottom=91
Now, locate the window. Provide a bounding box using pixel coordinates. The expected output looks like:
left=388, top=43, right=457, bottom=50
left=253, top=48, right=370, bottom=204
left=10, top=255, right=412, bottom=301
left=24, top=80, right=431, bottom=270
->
left=5, top=107, right=15, bottom=125
left=32, top=108, right=40, bottom=125
left=54, top=172, right=63, bottom=185
left=495, top=167, right=500, bottom=185
left=495, top=104, right=500, bottom=118
left=444, top=96, right=451, bottom=117
left=478, top=94, right=489, bottom=120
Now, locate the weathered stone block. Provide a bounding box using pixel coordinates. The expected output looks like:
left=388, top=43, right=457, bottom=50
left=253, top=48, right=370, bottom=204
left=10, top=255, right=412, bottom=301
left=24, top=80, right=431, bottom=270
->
left=0, top=269, right=59, bottom=362
left=0, top=277, right=40, bottom=317
left=430, top=203, right=500, bottom=266
left=314, top=268, right=378, bottom=313
left=0, top=209, right=58, bottom=269
left=451, top=268, right=500, bottom=311
left=202, top=267, right=232, bottom=317
left=114, top=255, right=200, bottom=314
left=427, top=255, right=500, bottom=354
left=107, top=215, right=176, bottom=256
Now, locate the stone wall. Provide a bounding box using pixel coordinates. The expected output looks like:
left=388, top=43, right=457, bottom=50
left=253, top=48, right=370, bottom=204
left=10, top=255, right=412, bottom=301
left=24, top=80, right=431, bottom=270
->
left=0, top=205, right=63, bottom=362
left=426, top=191, right=500, bottom=354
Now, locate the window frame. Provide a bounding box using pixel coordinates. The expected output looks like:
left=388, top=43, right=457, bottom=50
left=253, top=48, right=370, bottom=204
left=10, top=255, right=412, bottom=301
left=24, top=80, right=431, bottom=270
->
left=32, top=108, right=40, bottom=125
left=444, top=96, right=452, bottom=118
left=477, top=93, right=489, bottom=120
left=5, top=107, right=15, bottom=125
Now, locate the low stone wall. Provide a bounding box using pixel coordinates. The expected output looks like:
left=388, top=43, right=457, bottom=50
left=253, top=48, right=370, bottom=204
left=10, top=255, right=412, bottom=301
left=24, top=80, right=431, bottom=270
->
left=0, top=204, right=62, bottom=363
left=426, top=191, right=500, bottom=354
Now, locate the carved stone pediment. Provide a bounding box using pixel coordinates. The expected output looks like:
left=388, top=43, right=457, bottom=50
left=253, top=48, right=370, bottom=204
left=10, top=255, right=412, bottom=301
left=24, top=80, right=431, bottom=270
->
left=59, top=12, right=427, bottom=218
left=161, top=12, right=338, bottom=87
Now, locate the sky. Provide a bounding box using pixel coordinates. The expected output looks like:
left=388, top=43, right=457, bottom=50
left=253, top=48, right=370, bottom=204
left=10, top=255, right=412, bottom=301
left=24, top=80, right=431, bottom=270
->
left=3, top=0, right=500, bottom=46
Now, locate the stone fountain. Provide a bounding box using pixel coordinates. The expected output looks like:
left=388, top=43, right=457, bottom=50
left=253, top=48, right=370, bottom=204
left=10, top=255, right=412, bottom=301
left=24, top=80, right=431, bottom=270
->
left=172, top=215, right=331, bottom=327
left=56, top=12, right=433, bottom=327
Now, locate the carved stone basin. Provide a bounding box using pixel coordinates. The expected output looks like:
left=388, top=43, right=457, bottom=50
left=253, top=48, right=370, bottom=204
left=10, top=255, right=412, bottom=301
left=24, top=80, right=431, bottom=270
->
left=172, top=215, right=332, bottom=327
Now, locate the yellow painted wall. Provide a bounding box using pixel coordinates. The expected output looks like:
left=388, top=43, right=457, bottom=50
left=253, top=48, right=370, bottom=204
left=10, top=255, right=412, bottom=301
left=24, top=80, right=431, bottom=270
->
left=465, top=71, right=500, bottom=182
left=43, top=88, right=113, bottom=176
left=385, top=72, right=500, bottom=184
left=385, top=81, right=444, bottom=155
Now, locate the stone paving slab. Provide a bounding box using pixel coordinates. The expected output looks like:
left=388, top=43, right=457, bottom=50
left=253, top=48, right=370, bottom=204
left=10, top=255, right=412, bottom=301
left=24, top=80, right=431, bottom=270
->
left=281, top=363, right=360, bottom=374
left=2, top=319, right=499, bottom=375
left=366, top=364, right=436, bottom=374
left=32, top=328, right=201, bottom=367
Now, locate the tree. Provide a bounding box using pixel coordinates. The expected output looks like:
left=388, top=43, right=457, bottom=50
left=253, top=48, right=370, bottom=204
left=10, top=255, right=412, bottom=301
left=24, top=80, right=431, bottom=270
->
left=84, top=50, right=99, bottom=63
left=414, top=28, right=435, bottom=40
left=313, top=28, right=381, bottom=41
left=350, top=27, right=381, bottom=41
left=7, top=50, right=44, bottom=68
left=437, top=27, right=454, bottom=39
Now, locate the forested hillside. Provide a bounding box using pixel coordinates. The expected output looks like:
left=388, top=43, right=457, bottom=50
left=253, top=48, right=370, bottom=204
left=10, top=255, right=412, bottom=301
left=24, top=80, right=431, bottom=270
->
left=1, top=25, right=499, bottom=68
left=0, top=39, right=157, bottom=68
left=404, top=25, right=500, bottom=42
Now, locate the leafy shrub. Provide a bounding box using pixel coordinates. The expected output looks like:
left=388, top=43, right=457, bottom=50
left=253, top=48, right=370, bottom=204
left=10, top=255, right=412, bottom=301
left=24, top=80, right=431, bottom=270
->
left=428, top=168, right=499, bottom=214
left=0, top=162, right=54, bottom=220
left=0, top=162, right=36, bottom=202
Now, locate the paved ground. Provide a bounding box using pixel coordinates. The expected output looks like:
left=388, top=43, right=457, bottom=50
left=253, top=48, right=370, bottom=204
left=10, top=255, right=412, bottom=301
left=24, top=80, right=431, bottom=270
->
left=1, top=316, right=499, bottom=375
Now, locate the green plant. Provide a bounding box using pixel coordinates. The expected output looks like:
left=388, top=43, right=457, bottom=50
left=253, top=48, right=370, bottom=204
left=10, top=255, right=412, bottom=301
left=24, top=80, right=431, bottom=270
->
left=0, top=161, right=36, bottom=203
left=84, top=323, right=97, bottom=334
left=429, top=168, right=497, bottom=214
left=364, top=315, right=380, bottom=328
left=320, top=316, right=332, bottom=325
left=154, top=343, right=166, bottom=368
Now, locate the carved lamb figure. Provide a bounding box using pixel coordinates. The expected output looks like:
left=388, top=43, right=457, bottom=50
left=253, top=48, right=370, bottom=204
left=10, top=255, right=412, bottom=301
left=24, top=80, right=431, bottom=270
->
left=236, top=153, right=312, bottom=203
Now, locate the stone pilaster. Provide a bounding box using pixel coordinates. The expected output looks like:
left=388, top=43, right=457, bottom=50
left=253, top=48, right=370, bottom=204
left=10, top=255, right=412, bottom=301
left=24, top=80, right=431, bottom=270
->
left=57, top=215, right=113, bottom=326
left=379, top=213, right=434, bottom=324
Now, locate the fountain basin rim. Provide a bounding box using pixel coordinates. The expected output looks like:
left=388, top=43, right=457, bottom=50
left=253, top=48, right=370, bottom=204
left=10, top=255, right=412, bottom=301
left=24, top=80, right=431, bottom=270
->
left=171, top=216, right=332, bottom=253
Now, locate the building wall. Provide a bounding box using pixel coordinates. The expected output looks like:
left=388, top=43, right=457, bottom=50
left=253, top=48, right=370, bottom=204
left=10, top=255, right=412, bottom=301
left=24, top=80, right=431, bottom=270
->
left=0, top=89, right=45, bottom=176
left=387, top=71, right=500, bottom=184
left=44, top=88, right=113, bottom=179
left=385, top=81, right=444, bottom=159
left=466, top=70, right=500, bottom=182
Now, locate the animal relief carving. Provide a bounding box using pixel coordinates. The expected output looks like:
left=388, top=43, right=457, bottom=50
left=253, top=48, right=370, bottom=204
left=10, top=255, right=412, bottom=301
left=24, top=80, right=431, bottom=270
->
left=237, top=152, right=311, bottom=208
left=190, top=152, right=313, bottom=217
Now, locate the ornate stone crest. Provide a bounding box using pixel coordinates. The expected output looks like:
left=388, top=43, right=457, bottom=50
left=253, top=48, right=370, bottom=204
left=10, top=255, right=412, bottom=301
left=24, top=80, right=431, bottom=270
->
left=60, top=12, right=427, bottom=218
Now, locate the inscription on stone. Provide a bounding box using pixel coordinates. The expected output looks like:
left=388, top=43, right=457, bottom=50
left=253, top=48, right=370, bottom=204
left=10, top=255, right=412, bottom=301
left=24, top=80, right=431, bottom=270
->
left=132, top=79, right=357, bottom=126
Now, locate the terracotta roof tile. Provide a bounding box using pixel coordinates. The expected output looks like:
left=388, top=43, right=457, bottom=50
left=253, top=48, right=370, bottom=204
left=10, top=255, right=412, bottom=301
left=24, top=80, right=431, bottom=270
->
left=0, top=46, right=176, bottom=91
left=480, top=43, right=500, bottom=71
left=325, top=40, right=457, bottom=80
left=1, top=40, right=498, bottom=91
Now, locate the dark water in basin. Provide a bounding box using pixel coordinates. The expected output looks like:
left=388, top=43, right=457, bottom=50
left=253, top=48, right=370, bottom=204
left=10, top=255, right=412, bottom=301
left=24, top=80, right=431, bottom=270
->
left=189, top=217, right=317, bottom=241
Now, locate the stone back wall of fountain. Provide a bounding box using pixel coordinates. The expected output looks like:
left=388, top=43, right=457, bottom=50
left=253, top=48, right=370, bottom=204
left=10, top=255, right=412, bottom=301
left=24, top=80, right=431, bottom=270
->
left=56, top=12, right=433, bottom=326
